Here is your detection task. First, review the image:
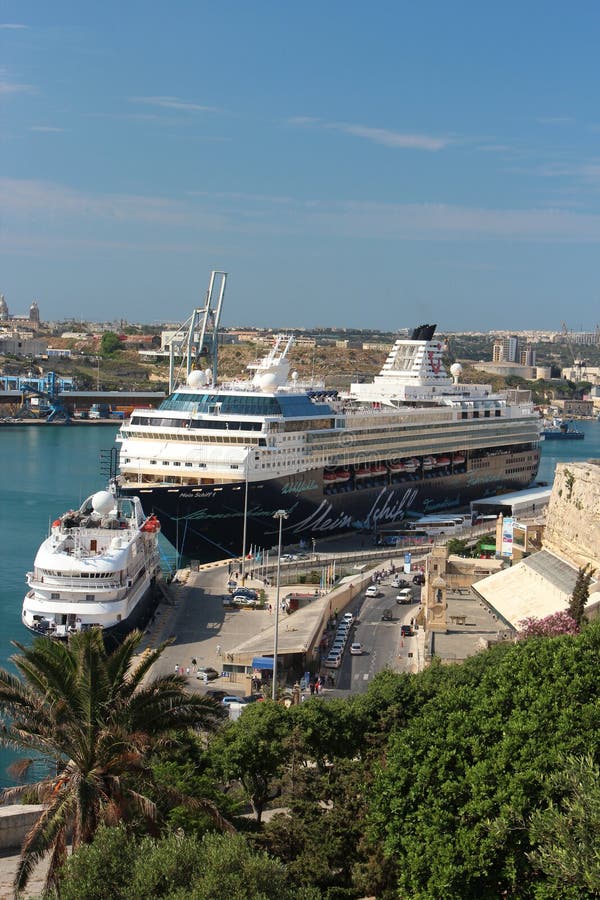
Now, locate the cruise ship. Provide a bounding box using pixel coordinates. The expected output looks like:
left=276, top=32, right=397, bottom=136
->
left=115, top=323, right=541, bottom=562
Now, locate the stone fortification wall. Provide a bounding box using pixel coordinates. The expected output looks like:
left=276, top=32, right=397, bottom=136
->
left=543, top=461, right=600, bottom=570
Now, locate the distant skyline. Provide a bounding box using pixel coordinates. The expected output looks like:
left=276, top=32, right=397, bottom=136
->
left=2, top=2, right=600, bottom=330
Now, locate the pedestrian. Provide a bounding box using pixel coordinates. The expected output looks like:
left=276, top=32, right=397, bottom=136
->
left=216, top=644, right=221, bottom=656
left=174, top=663, right=179, bottom=673
left=309, top=681, right=315, bottom=695
left=191, top=657, right=197, bottom=669
left=186, top=667, right=190, bottom=677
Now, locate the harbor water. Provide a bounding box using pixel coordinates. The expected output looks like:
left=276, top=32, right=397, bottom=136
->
left=0, top=419, right=599, bottom=786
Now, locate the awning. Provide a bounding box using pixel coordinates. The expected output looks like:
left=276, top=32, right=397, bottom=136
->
left=251, top=656, right=275, bottom=671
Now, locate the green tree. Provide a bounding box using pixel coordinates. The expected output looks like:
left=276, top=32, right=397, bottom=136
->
left=0, top=630, right=228, bottom=894
left=569, top=563, right=595, bottom=627
left=528, top=754, right=600, bottom=897
left=100, top=331, right=122, bottom=356
left=446, top=538, right=468, bottom=556
left=55, top=827, right=315, bottom=900
left=370, top=624, right=600, bottom=898
left=210, top=701, right=289, bottom=823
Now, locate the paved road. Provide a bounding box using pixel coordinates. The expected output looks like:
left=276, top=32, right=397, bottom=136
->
left=325, top=580, right=423, bottom=696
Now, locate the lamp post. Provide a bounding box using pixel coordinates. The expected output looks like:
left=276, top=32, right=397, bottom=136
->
left=241, top=461, right=249, bottom=584
left=272, top=509, right=288, bottom=701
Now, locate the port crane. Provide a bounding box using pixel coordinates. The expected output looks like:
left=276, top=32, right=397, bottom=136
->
left=167, top=271, right=227, bottom=393
left=561, top=322, right=585, bottom=381
left=14, top=372, right=71, bottom=422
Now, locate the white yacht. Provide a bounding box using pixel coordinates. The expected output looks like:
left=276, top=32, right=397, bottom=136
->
left=22, top=490, right=162, bottom=643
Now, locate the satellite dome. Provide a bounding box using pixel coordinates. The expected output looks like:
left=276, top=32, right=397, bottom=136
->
left=91, top=491, right=116, bottom=516
left=187, top=369, right=206, bottom=388
left=450, top=363, right=463, bottom=383
left=291, top=371, right=298, bottom=382
left=258, top=372, right=278, bottom=391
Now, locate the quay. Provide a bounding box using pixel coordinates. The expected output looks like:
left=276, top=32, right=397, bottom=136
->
left=137, top=523, right=500, bottom=696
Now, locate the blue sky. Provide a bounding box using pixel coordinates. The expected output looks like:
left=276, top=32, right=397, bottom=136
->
left=2, top=2, right=600, bottom=330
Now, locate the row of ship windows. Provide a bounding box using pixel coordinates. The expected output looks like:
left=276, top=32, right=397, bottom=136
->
left=41, top=570, right=115, bottom=579
left=122, top=430, right=267, bottom=446
left=50, top=593, right=97, bottom=601
left=131, top=416, right=265, bottom=432
left=306, top=421, right=532, bottom=446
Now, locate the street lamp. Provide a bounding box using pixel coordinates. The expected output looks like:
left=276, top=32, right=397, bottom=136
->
left=241, top=461, right=249, bottom=584
left=272, top=509, right=289, bottom=701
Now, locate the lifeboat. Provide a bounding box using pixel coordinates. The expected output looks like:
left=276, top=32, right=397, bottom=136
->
left=388, top=460, right=405, bottom=473
left=323, top=470, right=337, bottom=484
left=371, top=465, right=387, bottom=477
left=436, top=455, right=451, bottom=467
left=354, top=466, right=372, bottom=479
left=336, top=469, right=351, bottom=483
left=141, top=515, right=161, bottom=533
left=403, top=458, right=419, bottom=472
left=453, top=452, right=466, bottom=465
left=422, top=456, right=436, bottom=470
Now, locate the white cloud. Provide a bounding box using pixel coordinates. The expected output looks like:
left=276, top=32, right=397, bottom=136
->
left=129, top=95, right=217, bottom=113
left=30, top=125, right=64, bottom=133
left=0, top=23, right=28, bottom=29
left=0, top=178, right=194, bottom=226
left=536, top=116, right=574, bottom=125
left=0, top=79, right=34, bottom=95
left=304, top=199, right=600, bottom=242
left=5, top=177, right=600, bottom=245
left=288, top=116, right=450, bottom=151
left=326, top=122, right=450, bottom=151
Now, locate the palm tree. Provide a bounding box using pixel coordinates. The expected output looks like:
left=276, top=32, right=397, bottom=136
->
left=0, top=629, right=229, bottom=894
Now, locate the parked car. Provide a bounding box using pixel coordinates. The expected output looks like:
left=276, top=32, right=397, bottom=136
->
left=231, top=595, right=259, bottom=607
left=365, top=585, right=381, bottom=598
left=196, top=667, right=219, bottom=681
left=205, top=689, right=228, bottom=701
left=342, top=611, right=355, bottom=624
left=400, top=624, right=414, bottom=637
left=381, top=608, right=393, bottom=621
left=396, top=588, right=413, bottom=604
left=232, top=587, right=258, bottom=601
left=392, top=577, right=409, bottom=589
left=350, top=642, right=363, bottom=655
left=324, top=654, right=342, bottom=668
left=412, top=573, right=426, bottom=585
left=221, top=695, right=246, bottom=706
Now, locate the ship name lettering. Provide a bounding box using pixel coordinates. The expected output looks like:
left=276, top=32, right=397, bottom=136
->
left=364, top=488, right=419, bottom=528
left=281, top=479, right=319, bottom=495
left=291, top=501, right=353, bottom=534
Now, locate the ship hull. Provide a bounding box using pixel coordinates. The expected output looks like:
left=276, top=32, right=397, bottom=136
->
left=121, top=449, right=540, bottom=562
left=23, top=578, right=161, bottom=649
left=541, top=432, right=584, bottom=440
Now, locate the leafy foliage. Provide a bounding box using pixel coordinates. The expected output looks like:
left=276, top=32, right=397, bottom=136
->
left=370, top=625, right=600, bottom=898
left=100, top=331, right=122, bottom=356
left=52, top=827, right=309, bottom=900
left=209, top=701, right=289, bottom=823
left=528, top=754, right=600, bottom=897
left=0, top=630, right=227, bottom=893
left=569, top=563, right=595, bottom=627
left=518, top=611, right=580, bottom=638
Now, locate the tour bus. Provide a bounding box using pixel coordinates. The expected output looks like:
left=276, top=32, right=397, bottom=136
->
left=408, top=516, right=469, bottom=537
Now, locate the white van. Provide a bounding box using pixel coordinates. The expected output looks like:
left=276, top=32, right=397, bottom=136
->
left=396, top=588, right=413, bottom=605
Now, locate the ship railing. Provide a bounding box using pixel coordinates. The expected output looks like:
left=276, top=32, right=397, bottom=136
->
left=29, top=575, right=127, bottom=592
